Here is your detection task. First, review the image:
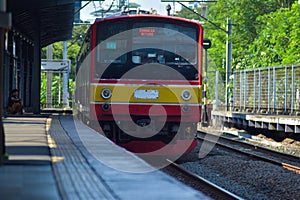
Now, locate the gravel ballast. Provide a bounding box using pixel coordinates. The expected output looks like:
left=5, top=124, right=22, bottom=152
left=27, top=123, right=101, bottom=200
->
left=178, top=142, right=300, bottom=200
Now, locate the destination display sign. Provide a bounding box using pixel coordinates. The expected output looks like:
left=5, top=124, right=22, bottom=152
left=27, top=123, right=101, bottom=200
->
left=134, top=89, right=159, bottom=99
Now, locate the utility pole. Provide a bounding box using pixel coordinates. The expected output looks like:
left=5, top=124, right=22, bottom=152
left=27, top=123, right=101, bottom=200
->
left=202, top=39, right=212, bottom=126
left=175, top=1, right=233, bottom=111
left=0, top=0, right=11, bottom=164
left=46, top=45, right=53, bottom=108
left=62, top=41, right=69, bottom=108
left=225, top=18, right=232, bottom=111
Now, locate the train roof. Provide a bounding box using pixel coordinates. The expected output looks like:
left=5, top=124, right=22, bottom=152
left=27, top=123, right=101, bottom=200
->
left=94, top=9, right=202, bottom=26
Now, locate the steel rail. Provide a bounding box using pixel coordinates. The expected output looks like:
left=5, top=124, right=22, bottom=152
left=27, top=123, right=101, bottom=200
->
left=197, top=131, right=300, bottom=174
left=165, top=159, right=243, bottom=200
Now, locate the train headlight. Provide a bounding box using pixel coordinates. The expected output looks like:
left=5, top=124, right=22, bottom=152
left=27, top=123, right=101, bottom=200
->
left=101, top=88, right=112, bottom=99
left=102, top=103, right=111, bottom=111
left=181, top=90, right=192, bottom=101
left=181, top=104, right=190, bottom=113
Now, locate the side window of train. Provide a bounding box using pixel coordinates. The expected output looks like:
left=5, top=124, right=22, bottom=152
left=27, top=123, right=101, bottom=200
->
left=96, top=22, right=129, bottom=64
left=96, top=40, right=128, bottom=64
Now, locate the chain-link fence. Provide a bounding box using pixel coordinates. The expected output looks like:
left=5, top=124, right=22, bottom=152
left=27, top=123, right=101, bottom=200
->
left=233, top=65, right=300, bottom=114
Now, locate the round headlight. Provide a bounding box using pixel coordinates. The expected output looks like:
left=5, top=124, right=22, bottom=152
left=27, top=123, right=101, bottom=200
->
left=102, top=103, right=111, bottom=111
left=181, top=104, right=190, bottom=112
left=181, top=90, right=192, bottom=101
left=101, top=88, right=112, bottom=99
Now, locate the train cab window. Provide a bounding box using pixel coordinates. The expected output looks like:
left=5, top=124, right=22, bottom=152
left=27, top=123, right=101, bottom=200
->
left=132, top=23, right=197, bottom=66
left=96, top=39, right=127, bottom=64
left=96, top=22, right=129, bottom=64
left=94, top=19, right=199, bottom=80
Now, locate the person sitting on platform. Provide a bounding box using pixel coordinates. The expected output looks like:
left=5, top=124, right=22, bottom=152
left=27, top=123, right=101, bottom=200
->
left=7, top=89, right=23, bottom=115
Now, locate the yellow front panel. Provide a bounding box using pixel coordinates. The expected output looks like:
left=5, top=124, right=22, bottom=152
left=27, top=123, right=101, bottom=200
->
left=90, top=84, right=202, bottom=104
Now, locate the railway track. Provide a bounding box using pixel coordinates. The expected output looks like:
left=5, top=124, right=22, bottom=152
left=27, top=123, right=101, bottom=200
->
left=163, top=160, right=242, bottom=200
left=197, top=131, right=300, bottom=174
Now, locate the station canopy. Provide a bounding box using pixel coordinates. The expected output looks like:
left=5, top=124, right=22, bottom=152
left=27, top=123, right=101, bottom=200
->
left=7, top=0, right=75, bottom=47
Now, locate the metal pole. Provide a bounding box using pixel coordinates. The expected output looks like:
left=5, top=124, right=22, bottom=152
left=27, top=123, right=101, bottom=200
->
left=258, top=69, right=261, bottom=112
left=273, top=67, right=276, bottom=113
left=63, top=41, right=69, bottom=108
left=202, top=49, right=208, bottom=126
left=225, top=18, right=232, bottom=111
left=239, top=71, right=242, bottom=111
left=215, top=71, right=218, bottom=111
left=173, top=1, right=175, bottom=15
left=267, top=68, right=271, bottom=113
left=253, top=69, right=256, bottom=111
left=243, top=70, right=247, bottom=111
left=233, top=72, right=236, bottom=111
left=46, top=45, right=53, bottom=108
left=284, top=66, right=288, bottom=113
left=291, top=65, right=295, bottom=114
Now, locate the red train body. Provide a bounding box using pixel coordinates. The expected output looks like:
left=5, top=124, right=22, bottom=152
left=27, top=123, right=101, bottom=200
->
left=75, top=13, right=204, bottom=156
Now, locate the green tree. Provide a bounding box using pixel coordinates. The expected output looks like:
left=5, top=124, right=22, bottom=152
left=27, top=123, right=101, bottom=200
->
left=175, top=0, right=291, bottom=101
left=128, top=2, right=141, bottom=8
left=175, top=0, right=299, bottom=70
left=175, top=6, right=201, bottom=20
left=41, top=24, right=90, bottom=107
left=42, top=24, right=89, bottom=73
left=203, top=0, right=282, bottom=70
left=248, top=3, right=300, bottom=67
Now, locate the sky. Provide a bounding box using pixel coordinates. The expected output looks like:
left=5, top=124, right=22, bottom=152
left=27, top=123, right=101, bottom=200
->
left=80, top=0, right=181, bottom=22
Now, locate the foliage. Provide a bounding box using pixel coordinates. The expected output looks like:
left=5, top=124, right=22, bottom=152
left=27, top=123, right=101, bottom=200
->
left=202, top=0, right=281, bottom=71
left=247, top=3, right=300, bottom=67
left=175, top=0, right=299, bottom=71
left=41, top=1, right=300, bottom=106
left=41, top=24, right=89, bottom=76
left=128, top=2, right=141, bottom=8
left=40, top=72, right=66, bottom=108
left=41, top=72, right=76, bottom=108
left=175, top=0, right=299, bottom=102
left=41, top=24, right=90, bottom=107
left=175, top=6, right=201, bottom=20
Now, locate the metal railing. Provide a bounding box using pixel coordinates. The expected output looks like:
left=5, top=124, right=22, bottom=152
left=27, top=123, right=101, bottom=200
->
left=40, top=71, right=70, bottom=109
left=207, top=70, right=226, bottom=110
left=232, top=65, right=300, bottom=114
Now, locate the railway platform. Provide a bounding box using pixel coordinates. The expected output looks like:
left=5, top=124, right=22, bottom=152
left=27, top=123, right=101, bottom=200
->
left=212, top=110, right=300, bottom=134
left=0, top=114, right=209, bottom=199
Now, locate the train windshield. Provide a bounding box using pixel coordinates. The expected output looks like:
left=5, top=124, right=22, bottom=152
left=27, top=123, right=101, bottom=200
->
left=95, top=19, right=199, bottom=80
left=132, top=23, right=197, bottom=65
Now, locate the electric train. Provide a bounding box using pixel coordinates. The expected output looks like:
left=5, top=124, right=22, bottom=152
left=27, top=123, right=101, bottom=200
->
left=75, top=11, right=204, bottom=155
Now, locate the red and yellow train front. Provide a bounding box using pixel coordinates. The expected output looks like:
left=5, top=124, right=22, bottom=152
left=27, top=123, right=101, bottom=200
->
left=88, top=81, right=201, bottom=155
left=86, top=15, right=203, bottom=155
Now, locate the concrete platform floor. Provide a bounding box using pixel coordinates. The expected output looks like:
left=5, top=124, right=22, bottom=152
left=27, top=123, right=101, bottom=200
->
left=0, top=115, right=210, bottom=200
